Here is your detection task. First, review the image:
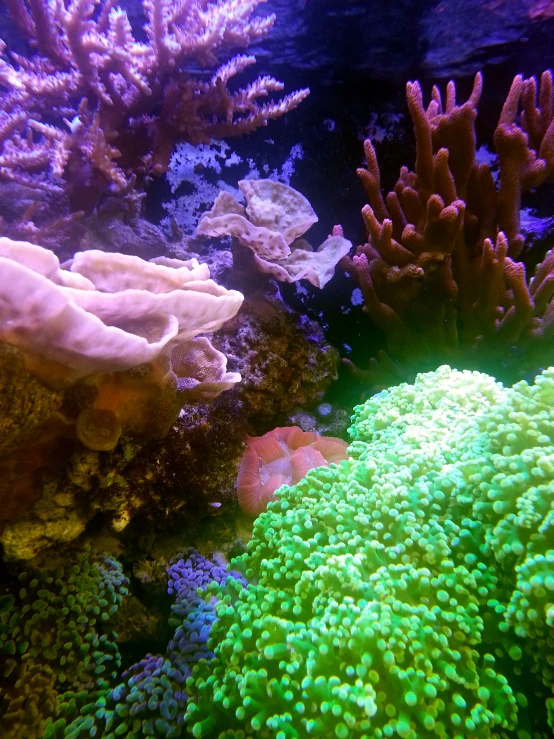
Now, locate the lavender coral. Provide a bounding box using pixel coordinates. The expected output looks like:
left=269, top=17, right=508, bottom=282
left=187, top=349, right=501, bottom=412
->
left=0, top=0, right=309, bottom=242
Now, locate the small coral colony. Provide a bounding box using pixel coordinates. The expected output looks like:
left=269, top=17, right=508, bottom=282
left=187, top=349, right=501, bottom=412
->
left=1, top=0, right=554, bottom=737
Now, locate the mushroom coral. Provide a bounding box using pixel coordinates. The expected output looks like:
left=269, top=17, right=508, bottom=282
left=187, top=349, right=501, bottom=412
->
left=237, top=426, right=349, bottom=516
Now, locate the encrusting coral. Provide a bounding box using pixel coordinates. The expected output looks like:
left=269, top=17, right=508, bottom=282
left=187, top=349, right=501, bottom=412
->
left=0, top=0, right=308, bottom=245
left=0, top=238, right=243, bottom=558
left=343, top=70, right=554, bottom=388
left=184, top=365, right=554, bottom=738
left=197, top=180, right=352, bottom=288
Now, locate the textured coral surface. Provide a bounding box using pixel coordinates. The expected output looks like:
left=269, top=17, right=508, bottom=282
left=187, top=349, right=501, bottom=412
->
left=113, top=293, right=341, bottom=530
left=0, top=550, right=128, bottom=738
left=2, top=367, right=553, bottom=738
left=0, top=241, right=243, bottom=559
left=185, top=366, right=554, bottom=738
left=0, top=239, right=339, bottom=561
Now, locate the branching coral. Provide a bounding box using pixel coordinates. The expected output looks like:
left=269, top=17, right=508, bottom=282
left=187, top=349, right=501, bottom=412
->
left=0, top=238, right=243, bottom=557
left=184, top=365, right=554, bottom=738
left=343, top=71, right=554, bottom=388
left=0, top=0, right=309, bottom=239
left=197, top=180, right=352, bottom=288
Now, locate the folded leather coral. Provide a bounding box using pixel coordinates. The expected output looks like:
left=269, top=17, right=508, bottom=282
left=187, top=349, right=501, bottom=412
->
left=0, top=239, right=243, bottom=378
left=0, top=238, right=243, bottom=557
left=196, top=180, right=352, bottom=288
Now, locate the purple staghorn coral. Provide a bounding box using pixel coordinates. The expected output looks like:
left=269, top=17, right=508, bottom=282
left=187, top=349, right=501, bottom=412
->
left=0, top=0, right=308, bottom=243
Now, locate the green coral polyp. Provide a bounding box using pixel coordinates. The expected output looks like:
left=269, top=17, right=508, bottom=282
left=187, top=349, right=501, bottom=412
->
left=185, top=365, right=554, bottom=738
left=0, top=549, right=128, bottom=738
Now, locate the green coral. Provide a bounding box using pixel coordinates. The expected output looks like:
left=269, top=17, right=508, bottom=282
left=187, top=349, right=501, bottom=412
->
left=0, top=550, right=128, bottom=738
left=184, top=365, right=554, bottom=739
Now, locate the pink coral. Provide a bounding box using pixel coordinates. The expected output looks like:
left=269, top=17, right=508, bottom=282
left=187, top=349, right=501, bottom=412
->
left=0, top=0, right=309, bottom=237
left=237, top=426, right=349, bottom=516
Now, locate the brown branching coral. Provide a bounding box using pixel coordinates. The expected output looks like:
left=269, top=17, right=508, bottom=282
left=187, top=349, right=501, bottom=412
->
left=343, top=70, right=554, bottom=388
left=0, top=0, right=308, bottom=237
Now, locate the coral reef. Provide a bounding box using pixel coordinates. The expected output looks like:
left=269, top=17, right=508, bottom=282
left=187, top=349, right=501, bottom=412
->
left=0, top=245, right=339, bottom=560
left=63, top=549, right=245, bottom=738
left=0, top=240, right=243, bottom=558
left=4, top=367, right=553, bottom=737
left=197, top=180, right=352, bottom=287
left=112, top=291, right=341, bottom=530
left=0, top=549, right=128, bottom=738
left=343, top=71, right=554, bottom=388
left=0, top=0, right=308, bottom=245
left=236, top=426, right=349, bottom=516
left=185, top=365, right=554, bottom=738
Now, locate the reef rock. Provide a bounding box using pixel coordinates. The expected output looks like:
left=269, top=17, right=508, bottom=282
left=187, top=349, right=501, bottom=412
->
left=0, top=239, right=242, bottom=560
left=0, top=239, right=338, bottom=561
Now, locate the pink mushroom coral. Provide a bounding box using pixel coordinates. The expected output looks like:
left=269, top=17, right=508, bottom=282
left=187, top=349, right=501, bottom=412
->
left=237, top=426, right=349, bottom=516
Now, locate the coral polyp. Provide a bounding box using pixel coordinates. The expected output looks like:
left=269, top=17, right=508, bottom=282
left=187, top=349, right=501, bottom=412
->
left=76, top=408, right=123, bottom=452
left=184, top=367, right=554, bottom=738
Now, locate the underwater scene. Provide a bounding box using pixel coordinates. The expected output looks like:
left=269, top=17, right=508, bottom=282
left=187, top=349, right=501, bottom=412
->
left=2, top=0, right=554, bottom=737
